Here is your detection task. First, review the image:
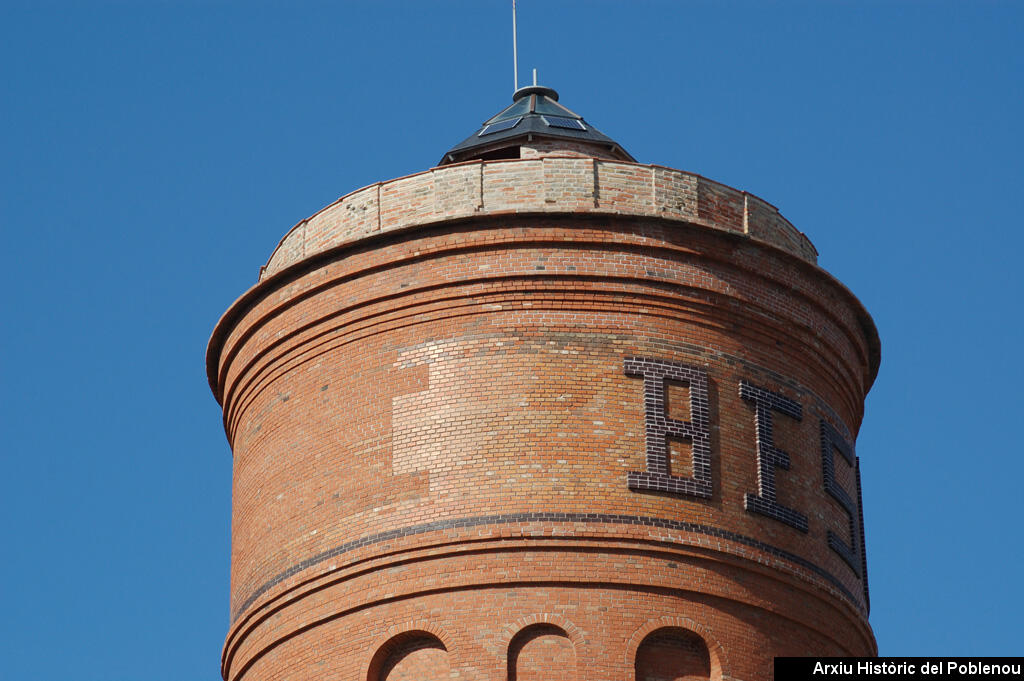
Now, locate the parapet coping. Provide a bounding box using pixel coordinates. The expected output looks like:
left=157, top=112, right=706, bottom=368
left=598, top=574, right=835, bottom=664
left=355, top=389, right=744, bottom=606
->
left=258, top=157, right=819, bottom=280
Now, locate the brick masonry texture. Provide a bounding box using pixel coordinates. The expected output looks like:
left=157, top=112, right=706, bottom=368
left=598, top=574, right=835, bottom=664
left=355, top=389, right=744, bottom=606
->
left=258, top=157, right=818, bottom=280
left=738, top=381, right=809, bottom=533
left=208, top=156, right=880, bottom=681
left=820, top=418, right=869, bottom=605
left=624, top=358, right=713, bottom=498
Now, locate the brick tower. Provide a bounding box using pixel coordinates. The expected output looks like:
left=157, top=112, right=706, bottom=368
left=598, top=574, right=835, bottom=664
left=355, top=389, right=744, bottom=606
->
left=207, top=84, right=880, bottom=681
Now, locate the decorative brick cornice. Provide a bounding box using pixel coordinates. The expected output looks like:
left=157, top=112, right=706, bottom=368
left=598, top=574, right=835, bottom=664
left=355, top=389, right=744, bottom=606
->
left=230, top=512, right=864, bottom=624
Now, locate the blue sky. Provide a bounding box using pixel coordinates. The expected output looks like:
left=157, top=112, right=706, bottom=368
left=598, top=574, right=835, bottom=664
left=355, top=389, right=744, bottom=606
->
left=1, top=1, right=1021, bottom=679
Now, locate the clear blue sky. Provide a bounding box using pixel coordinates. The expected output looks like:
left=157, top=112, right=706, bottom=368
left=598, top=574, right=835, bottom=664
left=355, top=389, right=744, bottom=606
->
left=2, top=2, right=1021, bottom=679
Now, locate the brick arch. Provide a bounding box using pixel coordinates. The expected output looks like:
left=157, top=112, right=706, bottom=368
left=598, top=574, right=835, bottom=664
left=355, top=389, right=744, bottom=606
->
left=364, top=621, right=455, bottom=681
left=626, top=616, right=729, bottom=681
left=505, top=621, right=578, bottom=681
left=497, top=613, right=585, bottom=651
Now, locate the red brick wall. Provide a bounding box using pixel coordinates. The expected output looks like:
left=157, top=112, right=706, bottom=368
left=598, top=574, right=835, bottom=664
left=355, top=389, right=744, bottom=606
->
left=209, top=167, right=879, bottom=681
left=635, top=627, right=711, bottom=681
left=508, top=624, right=575, bottom=681
left=368, top=632, right=449, bottom=681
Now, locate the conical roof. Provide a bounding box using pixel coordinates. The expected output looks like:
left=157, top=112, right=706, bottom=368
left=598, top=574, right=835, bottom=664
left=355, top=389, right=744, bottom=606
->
left=439, top=85, right=635, bottom=165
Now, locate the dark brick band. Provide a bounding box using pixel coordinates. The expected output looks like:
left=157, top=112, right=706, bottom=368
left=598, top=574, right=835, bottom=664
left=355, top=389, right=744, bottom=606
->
left=232, top=511, right=863, bottom=623
left=624, top=357, right=712, bottom=498
left=740, top=381, right=809, bottom=532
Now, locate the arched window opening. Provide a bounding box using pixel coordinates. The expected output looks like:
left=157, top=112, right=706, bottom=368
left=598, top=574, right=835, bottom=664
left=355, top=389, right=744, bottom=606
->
left=367, top=631, right=449, bottom=681
left=634, top=626, right=711, bottom=681
left=508, top=623, right=575, bottom=681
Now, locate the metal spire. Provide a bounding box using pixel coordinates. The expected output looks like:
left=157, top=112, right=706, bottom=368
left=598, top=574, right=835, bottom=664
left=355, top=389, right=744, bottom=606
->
left=512, top=0, right=519, bottom=91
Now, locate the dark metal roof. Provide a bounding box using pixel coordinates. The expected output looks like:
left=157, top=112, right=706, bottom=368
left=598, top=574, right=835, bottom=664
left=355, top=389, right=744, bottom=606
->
left=439, top=85, right=635, bottom=166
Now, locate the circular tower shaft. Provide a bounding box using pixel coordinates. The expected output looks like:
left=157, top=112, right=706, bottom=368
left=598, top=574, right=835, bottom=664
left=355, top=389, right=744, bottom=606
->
left=208, top=107, right=879, bottom=681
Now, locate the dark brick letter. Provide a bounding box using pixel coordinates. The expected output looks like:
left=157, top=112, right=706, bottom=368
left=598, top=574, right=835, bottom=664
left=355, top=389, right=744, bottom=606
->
left=625, top=357, right=711, bottom=498
left=820, top=419, right=868, bottom=597
left=740, top=381, right=808, bottom=532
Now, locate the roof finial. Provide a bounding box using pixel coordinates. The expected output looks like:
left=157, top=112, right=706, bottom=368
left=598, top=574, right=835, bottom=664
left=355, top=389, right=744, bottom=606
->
left=533, top=68, right=537, bottom=86
left=512, top=0, right=519, bottom=92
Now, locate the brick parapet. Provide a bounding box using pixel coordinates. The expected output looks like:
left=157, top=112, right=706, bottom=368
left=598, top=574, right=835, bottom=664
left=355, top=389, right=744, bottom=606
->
left=259, top=158, right=817, bottom=279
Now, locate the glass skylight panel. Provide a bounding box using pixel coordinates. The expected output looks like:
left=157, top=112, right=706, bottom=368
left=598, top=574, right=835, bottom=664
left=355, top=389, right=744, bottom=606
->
left=479, top=117, right=523, bottom=136
left=534, top=97, right=579, bottom=118
left=542, top=116, right=586, bottom=131
left=486, top=98, right=532, bottom=124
